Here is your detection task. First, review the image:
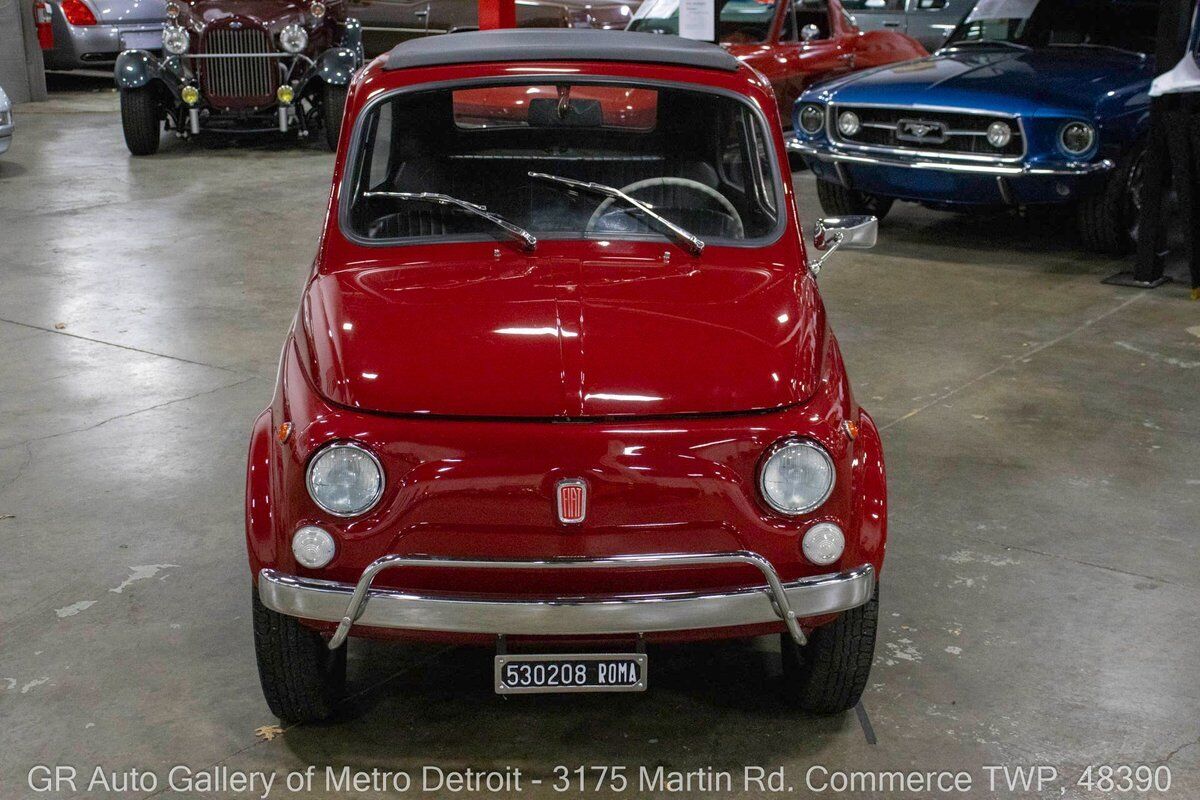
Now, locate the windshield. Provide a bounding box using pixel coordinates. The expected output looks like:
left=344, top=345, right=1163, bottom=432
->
left=629, top=0, right=784, bottom=44
left=944, top=0, right=1158, bottom=54
left=344, top=82, right=782, bottom=247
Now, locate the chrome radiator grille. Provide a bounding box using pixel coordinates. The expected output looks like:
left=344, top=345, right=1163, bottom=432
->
left=197, top=26, right=278, bottom=106
left=830, top=105, right=1025, bottom=160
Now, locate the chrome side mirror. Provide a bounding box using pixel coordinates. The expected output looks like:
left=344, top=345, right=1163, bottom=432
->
left=808, top=215, right=877, bottom=275
left=800, top=23, right=821, bottom=42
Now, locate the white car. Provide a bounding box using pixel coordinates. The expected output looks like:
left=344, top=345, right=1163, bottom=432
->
left=0, top=85, right=13, bottom=156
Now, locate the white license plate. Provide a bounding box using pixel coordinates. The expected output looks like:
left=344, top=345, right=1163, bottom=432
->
left=495, top=653, right=646, bottom=694
left=120, top=31, right=162, bottom=51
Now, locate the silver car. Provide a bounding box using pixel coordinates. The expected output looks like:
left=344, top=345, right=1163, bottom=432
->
left=0, top=85, right=12, bottom=155
left=838, top=0, right=978, bottom=51
left=38, top=0, right=165, bottom=70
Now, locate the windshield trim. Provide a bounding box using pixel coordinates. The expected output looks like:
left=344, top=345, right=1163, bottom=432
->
left=336, top=75, right=787, bottom=252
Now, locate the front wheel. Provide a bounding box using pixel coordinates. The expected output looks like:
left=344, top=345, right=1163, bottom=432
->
left=780, top=589, right=879, bottom=714
left=322, top=83, right=348, bottom=153
left=815, top=179, right=893, bottom=220
left=1075, top=145, right=1144, bottom=255
left=252, top=588, right=346, bottom=723
left=120, top=87, right=162, bottom=156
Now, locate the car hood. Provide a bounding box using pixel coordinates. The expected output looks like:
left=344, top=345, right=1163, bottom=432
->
left=183, top=0, right=309, bottom=29
left=300, top=251, right=823, bottom=418
left=820, top=48, right=1153, bottom=115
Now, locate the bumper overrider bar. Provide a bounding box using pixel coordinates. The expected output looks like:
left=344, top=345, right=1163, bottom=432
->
left=257, top=552, right=876, bottom=650
left=787, top=139, right=1115, bottom=177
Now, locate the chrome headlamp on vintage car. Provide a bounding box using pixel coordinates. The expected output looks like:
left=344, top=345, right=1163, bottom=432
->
left=759, top=439, right=836, bottom=515
left=306, top=442, right=384, bottom=517
left=113, top=0, right=364, bottom=156
left=280, top=24, right=309, bottom=54
left=1060, top=121, right=1096, bottom=156
left=162, top=25, right=189, bottom=55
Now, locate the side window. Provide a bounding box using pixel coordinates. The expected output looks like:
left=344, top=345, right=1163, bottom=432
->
left=367, top=102, right=394, bottom=190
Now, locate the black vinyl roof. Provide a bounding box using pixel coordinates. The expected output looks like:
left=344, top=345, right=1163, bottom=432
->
left=383, top=29, right=742, bottom=73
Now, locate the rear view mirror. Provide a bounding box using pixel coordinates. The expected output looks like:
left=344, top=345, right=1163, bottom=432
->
left=808, top=215, right=877, bottom=275
left=800, top=23, right=821, bottom=42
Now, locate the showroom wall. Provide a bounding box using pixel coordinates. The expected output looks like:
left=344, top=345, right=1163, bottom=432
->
left=0, top=0, right=48, bottom=103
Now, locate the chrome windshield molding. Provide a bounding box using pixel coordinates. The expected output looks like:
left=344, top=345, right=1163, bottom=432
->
left=258, top=557, right=878, bottom=650
left=789, top=139, right=1114, bottom=177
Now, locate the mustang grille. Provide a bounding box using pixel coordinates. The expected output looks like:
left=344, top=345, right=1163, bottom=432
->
left=830, top=106, right=1025, bottom=160
left=197, top=26, right=278, bottom=107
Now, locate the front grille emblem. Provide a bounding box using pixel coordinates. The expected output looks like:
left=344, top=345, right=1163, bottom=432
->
left=556, top=479, right=587, bottom=525
left=896, top=118, right=948, bottom=144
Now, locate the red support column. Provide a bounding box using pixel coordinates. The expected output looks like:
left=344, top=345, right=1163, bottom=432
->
left=478, top=0, right=516, bottom=29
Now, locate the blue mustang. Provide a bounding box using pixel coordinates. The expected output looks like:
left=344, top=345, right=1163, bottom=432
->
left=790, top=0, right=1159, bottom=254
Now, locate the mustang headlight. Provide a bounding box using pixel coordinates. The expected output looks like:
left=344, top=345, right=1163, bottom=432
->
left=280, top=23, right=308, bottom=54
left=306, top=442, right=384, bottom=517
left=798, top=104, right=824, bottom=135
left=1060, top=122, right=1096, bottom=155
left=986, top=120, right=1012, bottom=148
left=836, top=110, right=861, bottom=137
left=162, top=25, right=189, bottom=55
left=759, top=439, right=835, bottom=515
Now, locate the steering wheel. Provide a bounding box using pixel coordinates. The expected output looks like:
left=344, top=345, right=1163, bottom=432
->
left=585, top=177, right=745, bottom=239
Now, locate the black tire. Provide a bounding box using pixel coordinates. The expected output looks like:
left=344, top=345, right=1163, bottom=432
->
left=815, top=179, right=893, bottom=220
left=322, top=83, right=348, bottom=153
left=1076, top=145, right=1144, bottom=255
left=781, top=589, right=878, bottom=714
left=252, top=588, right=346, bottom=723
left=120, top=87, right=162, bottom=156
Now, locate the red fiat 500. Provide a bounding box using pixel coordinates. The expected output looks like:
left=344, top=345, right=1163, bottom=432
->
left=246, top=28, right=886, bottom=722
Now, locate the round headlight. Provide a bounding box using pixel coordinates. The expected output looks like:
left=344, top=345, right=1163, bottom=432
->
left=162, top=25, right=189, bottom=55
left=798, top=104, right=824, bottom=135
left=292, top=525, right=336, bottom=568
left=986, top=120, right=1012, bottom=148
left=802, top=523, right=845, bottom=566
left=837, top=110, right=861, bottom=137
left=280, top=23, right=308, bottom=54
left=759, top=439, right=835, bottom=516
left=306, top=442, right=384, bottom=517
left=1061, top=122, right=1095, bottom=155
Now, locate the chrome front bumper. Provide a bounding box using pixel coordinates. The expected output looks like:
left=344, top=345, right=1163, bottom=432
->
left=788, top=138, right=1114, bottom=178
left=258, top=553, right=876, bottom=651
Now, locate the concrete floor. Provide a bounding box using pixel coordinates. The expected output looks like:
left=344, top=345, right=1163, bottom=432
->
left=1, top=75, right=1198, bottom=800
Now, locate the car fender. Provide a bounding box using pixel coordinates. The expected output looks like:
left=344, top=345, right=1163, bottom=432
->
left=245, top=407, right=279, bottom=577
left=849, top=409, right=887, bottom=576
left=114, top=50, right=162, bottom=90
left=313, top=46, right=360, bottom=88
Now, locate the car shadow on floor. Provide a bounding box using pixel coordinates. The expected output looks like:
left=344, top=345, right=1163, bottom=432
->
left=277, top=637, right=855, bottom=766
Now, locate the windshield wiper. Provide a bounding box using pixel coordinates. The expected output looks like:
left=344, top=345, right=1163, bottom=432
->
left=1048, top=42, right=1146, bottom=59
left=528, top=172, right=705, bottom=256
left=942, top=39, right=1031, bottom=52
left=362, top=191, right=537, bottom=251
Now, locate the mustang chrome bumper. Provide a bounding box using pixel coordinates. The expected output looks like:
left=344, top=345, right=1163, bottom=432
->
left=788, top=139, right=1114, bottom=177
left=257, top=553, right=876, bottom=651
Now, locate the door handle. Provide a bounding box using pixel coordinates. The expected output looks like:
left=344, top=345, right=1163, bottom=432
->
left=883, top=21, right=901, bottom=27
left=414, top=9, right=427, bottom=16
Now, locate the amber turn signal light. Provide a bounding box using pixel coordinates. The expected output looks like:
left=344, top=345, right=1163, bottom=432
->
left=276, top=422, right=293, bottom=443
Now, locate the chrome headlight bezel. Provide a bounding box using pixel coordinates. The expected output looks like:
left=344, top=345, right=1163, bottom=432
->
left=757, top=438, right=836, bottom=516
left=1059, top=121, right=1096, bottom=156
left=162, top=25, right=190, bottom=55
left=280, top=23, right=309, bottom=54
left=798, top=104, right=825, bottom=135
left=305, top=441, right=385, bottom=518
